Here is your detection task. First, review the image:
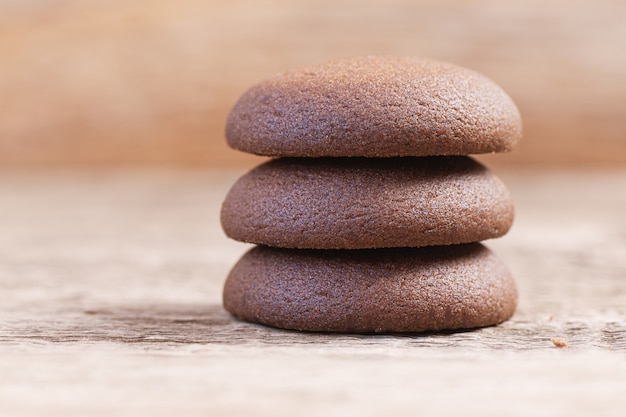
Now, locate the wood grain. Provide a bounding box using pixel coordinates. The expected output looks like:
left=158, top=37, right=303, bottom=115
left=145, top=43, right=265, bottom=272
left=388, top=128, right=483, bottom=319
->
left=1, top=168, right=626, bottom=416
left=1, top=0, right=626, bottom=167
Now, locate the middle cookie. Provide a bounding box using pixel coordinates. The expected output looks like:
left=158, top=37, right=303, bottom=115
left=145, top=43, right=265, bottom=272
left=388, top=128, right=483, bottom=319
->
left=221, top=156, right=514, bottom=249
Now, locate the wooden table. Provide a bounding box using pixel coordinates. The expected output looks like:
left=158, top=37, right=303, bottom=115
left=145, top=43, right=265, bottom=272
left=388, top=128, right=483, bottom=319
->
left=1, top=168, right=625, bottom=416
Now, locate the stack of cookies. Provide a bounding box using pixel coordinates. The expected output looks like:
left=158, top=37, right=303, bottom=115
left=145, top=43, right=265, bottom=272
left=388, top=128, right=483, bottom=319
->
left=221, top=56, right=521, bottom=333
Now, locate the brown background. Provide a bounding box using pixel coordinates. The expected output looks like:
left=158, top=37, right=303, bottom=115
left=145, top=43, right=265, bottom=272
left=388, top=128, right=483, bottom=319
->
left=1, top=0, right=625, bottom=169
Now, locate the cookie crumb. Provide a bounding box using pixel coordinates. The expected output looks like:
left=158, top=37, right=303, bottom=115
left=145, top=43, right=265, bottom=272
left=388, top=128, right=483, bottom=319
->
left=547, top=315, right=553, bottom=321
left=551, top=337, right=568, bottom=348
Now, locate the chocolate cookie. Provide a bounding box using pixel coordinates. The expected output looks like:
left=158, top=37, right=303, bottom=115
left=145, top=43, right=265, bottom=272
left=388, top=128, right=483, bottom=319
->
left=223, top=243, right=517, bottom=333
left=226, top=56, right=521, bottom=157
left=221, top=156, right=514, bottom=249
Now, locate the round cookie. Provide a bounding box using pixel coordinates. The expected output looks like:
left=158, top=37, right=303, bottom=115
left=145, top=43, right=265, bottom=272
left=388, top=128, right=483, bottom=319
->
left=221, top=156, right=514, bottom=249
left=226, top=56, right=521, bottom=157
left=223, top=243, right=517, bottom=333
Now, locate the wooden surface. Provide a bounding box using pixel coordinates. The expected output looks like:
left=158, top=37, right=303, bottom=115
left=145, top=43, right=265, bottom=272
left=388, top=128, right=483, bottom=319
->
left=1, top=168, right=626, bottom=416
left=1, top=0, right=626, bottom=168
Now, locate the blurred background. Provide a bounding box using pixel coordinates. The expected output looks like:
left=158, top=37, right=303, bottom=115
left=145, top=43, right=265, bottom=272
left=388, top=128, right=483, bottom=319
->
left=1, top=0, right=625, bottom=170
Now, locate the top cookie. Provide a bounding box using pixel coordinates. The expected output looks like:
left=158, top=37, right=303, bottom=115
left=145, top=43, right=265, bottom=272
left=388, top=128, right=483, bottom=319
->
left=226, top=56, right=521, bottom=157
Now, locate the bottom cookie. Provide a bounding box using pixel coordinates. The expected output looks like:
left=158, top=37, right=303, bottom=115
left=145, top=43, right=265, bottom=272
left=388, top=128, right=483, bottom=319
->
left=223, top=243, right=517, bottom=333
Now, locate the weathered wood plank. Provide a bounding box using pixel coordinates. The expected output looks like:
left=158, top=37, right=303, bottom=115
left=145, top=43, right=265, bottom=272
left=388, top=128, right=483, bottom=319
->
left=1, top=169, right=626, bottom=416
left=2, top=301, right=626, bottom=351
